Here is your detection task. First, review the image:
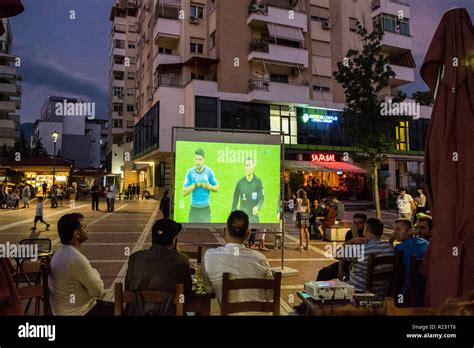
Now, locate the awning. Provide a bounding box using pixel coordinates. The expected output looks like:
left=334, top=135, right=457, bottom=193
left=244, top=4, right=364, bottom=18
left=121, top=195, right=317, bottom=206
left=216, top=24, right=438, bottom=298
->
left=284, top=160, right=366, bottom=173
left=267, top=23, right=304, bottom=42
left=283, top=160, right=331, bottom=172
left=313, top=161, right=367, bottom=174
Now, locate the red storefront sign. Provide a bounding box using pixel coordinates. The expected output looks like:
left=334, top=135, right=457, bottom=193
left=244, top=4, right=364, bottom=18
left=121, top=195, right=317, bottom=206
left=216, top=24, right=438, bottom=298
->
left=311, top=153, right=336, bottom=162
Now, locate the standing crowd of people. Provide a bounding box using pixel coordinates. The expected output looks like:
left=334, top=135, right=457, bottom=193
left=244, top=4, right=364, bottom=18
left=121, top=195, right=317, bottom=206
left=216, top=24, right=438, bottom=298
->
left=125, top=183, right=141, bottom=200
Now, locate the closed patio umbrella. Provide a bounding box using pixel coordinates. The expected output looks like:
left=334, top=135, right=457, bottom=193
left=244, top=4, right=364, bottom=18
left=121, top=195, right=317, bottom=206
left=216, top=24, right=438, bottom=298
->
left=0, top=0, right=24, bottom=35
left=420, top=8, right=474, bottom=308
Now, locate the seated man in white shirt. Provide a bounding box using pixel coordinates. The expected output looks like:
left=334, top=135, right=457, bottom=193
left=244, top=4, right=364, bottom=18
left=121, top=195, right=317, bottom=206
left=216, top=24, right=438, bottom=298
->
left=49, top=213, right=113, bottom=316
left=202, top=210, right=273, bottom=305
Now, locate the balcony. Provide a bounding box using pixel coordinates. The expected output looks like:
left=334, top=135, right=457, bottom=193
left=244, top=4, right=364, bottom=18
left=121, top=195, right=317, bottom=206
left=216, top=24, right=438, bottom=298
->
left=153, top=18, right=181, bottom=43
left=112, top=48, right=126, bottom=57
left=248, top=41, right=309, bottom=68
left=389, top=64, right=415, bottom=87
left=0, top=101, right=16, bottom=112
left=111, top=94, right=125, bottom=103
left=112, top=79, right=125, bottom=88
left=380, top=31, right=412, bottom=54
left=111, top=128, right=124, bottom=135
left=112, top=111, right=124, bottom=118
left=184, top=78, right=218, bottom=97
left=0, top=82, right=17, bottom=95
left=0, top=65, right=18, bottom=77
left=152, top=53, right=181, bottom=72
left=156, top=75, right=182, bottom=89
left=372, top=0, right=410, bottom=18
left=248, top=2, right=307, bottom=32
left=112, top=63, right=125, bottom=72
left=0, top=119, right=14, bottom=130
left=248, top=77, right=310, bottom=104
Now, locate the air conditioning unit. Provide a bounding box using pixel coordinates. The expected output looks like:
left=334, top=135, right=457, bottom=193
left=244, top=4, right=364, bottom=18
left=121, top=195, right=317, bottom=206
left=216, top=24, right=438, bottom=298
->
left=322, top=20, right=331, bottom=30
left=189, top=16, right=200, bottom=24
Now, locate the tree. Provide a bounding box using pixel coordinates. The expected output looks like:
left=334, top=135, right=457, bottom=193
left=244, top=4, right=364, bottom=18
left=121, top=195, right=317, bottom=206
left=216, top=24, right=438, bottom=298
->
left=31, top=136, right=47, bottom=157
left=9, top=130, right=31, bottom=159
left=411, top=91, right=434, bottom=106
left=333, top=21, right=408, bottom=219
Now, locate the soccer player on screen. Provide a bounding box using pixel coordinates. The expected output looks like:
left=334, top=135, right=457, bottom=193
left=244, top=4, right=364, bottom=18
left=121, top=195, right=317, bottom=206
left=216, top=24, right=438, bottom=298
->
left=232, top=158, right=264, bottom=223
left=182, top=148, right=219, bottom=223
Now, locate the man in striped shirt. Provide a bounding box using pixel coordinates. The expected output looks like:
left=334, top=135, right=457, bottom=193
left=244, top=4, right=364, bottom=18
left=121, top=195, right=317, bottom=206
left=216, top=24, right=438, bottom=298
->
left=336, top=218, right=394, bottom=297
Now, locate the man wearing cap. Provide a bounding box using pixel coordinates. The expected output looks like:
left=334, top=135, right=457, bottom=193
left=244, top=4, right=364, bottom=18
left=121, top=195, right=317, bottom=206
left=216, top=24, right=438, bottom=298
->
left=125, top=219, right=192, bottom=295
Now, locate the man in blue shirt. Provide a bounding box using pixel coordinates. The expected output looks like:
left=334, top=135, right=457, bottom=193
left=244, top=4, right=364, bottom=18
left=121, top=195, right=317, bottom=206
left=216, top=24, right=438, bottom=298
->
left=392, top=218, right=429, bottom=296
left=182, top=148, right=219, bottom=223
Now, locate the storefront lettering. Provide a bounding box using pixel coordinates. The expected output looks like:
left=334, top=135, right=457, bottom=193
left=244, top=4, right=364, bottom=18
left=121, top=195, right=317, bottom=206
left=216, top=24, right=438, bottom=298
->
left=312, top=154, right=336, bottom=162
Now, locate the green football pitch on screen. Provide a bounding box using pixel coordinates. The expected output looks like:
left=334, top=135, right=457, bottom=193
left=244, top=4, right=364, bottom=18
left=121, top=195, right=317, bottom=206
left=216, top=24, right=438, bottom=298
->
left=174, top=141, right=281, bottom=224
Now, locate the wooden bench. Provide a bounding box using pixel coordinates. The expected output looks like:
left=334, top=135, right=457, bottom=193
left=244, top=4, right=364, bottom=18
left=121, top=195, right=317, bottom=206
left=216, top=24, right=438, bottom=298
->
left=324, top=222, right=351, bottom=242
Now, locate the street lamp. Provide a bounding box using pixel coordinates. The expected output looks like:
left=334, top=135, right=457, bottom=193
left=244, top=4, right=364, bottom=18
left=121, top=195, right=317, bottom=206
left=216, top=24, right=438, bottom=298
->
left=51, top=131, right=60, bottom=188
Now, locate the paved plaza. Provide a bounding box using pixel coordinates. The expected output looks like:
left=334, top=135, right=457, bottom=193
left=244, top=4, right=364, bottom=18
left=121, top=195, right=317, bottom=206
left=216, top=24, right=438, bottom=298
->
left=0, top=197, right=398, bottom=315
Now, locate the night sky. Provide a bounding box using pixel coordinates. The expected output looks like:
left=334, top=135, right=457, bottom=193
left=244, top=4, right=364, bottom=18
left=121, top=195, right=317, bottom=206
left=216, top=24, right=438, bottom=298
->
left=9, top=0, right=474, bottom=123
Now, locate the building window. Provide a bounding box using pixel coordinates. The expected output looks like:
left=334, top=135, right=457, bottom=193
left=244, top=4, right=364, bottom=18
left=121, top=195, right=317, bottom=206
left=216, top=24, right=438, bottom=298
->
left=127, top=104, right=135, bottom=112
left=270, top=74, right=289, bottom=83
left=270, top=105, right=298, bottom=145
left=313, top=85, right=331, bottom=92
left=114, top=55, right=125, bottom=64
left=221, top=101, right=270, bottom=131
left=210, top=31, right=216, bottom=49
left=128, top=41, right=136, bottom=49
left=311, top=16, right=328, bottom=22
left=374, top=14, right=410, bottom=36
left=127, top=72, right=135, bottom=80
left=190, top=3, right=204, bottom=19
left=133, top=102, right=159, bottom=157
left=191, top=73, right=205, bottom=80
left=113, top=87, right=124, bottom=96
left=113, top=119, right=123, bottom=128
left=129, top=24, right=138, bottom=33
left=349, top=17, right=358, bottom=32
left=158, top=47, right=173, bottom=54
left=128, top=57, right=136, bottom=65
left=195, top=96, right=218, bottom=128
left=396, top=121, right=410, bottom=151
left=127, top=88, right=135, bottom=97
left=113, top=103, right=124, bottom=113
left=190, top=41, right=204, bottom=54
left=113, top=72, right=124, bottom=80
left=115, top=40, right=125, bottom=49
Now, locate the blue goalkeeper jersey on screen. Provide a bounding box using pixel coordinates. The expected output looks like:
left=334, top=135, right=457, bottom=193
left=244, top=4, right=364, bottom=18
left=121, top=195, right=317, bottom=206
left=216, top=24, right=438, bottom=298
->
left=184, top=166, right=217, bottom=207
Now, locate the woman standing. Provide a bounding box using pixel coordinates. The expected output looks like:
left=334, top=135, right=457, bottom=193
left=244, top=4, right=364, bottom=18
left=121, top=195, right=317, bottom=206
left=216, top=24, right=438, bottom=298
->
left=295, top=190, right=310, bottom=251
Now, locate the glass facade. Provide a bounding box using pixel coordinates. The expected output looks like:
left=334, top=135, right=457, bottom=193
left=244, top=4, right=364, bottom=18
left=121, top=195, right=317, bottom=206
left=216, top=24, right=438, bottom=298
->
left=195, top=96, right=218, bottom=128
left=220, top=100, right=270, bottom=131
left=296, top=107, right=347, bottom=146
left=133, top=102, right=159, bottom=158
left=270, top=105, right=297, bottom=145
left=193, top=99, right=429, bottom=153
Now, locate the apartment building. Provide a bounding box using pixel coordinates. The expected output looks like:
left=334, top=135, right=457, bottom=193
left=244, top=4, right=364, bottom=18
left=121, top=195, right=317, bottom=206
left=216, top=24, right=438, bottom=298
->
left=107, top=0, right=139, bottom=190
left=0, top=18, right=21, bottom=150
left=133, top=0, right=430, bottom=197
left=32, top=96, right=102, bottom=169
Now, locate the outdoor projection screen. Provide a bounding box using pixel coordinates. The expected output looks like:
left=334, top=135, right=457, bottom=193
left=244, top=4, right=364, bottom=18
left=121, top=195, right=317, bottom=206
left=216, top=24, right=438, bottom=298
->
left=173, top=129, right=282, bottom=228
